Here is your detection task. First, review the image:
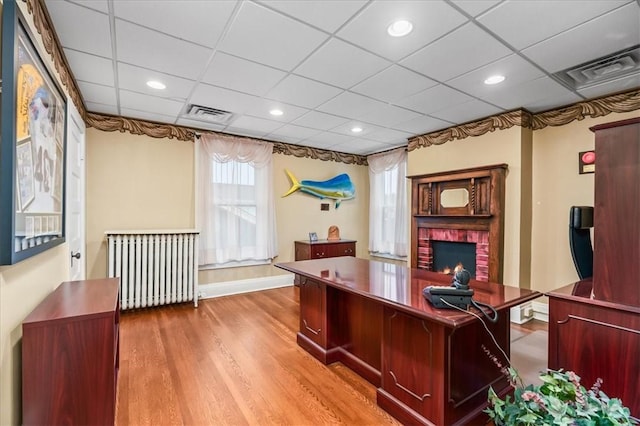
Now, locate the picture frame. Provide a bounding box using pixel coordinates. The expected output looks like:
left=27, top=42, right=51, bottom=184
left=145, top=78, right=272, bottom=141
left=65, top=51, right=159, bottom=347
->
left=1, top=1, right=67, bottom=265
left=309, top=232, right=318, bottom=242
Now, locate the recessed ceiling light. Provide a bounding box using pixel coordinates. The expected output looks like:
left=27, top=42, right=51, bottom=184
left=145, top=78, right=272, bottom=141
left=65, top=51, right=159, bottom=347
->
left=387, top=20, right=413, bottom=37
left=270, top=109, right=284, bottom=116
left=146, top=80, right=166, bottom=90
left=351, top=126, right=363, bottom=133
left=484, top=75, right=506, bottom=85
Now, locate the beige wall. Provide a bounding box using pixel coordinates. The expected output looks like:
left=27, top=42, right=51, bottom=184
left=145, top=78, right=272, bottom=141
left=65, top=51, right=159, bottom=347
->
left=85, top=128, right=195, bottom=279
left=0, top=3, right=72, bottom=424
left=530, top=110, right=639, bottom=294
left=85, top=128, right=370, bottom=284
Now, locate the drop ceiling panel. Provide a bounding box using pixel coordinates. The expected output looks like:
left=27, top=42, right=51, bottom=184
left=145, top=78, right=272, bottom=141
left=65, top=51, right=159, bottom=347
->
left=85, top=102, right=118, bottom=116
left=218, top=2, right=328, bottom=71
left=113, top=0, right=237, bottom=48
left=365, top=128, right=413, bottom=144
left=119, top=90, right=185, bottom=117
left=395, top=85, right=472, bottom=115
left=116, top=20, right=213, bottom=80
left=305, top=131, right=356, bottom=146
left=392, top=115, right=454, bottom=135
left=176, top=118, right=227, bottom=132
left=351, top=65, right=437, bottom=103
left=117, top=63, right=195, bottom=101
left=188, top=84, right=260, bottom=115
left=226, top=115, right=284, bottom=135
left=477, top=0, right=631, bottom=50
left=291, top=111, right=350, bottom=130
left=68, top=0, right=109, bottom=14
left=202, top=52, right=287, bottom=96
left=78, top=81, right=117, bottom=106
left=261, top=0, right=367, bottom=33
left=317, top=91, right=387, bottom=118
left=64, top=49, right=115, bottom=87
left=451, top=0, right=501, bottom=17
left=266, top=75, right=343, bottom=109
left=401, top=22, right=512, bottom=82
left=430, top=99, right=504, bottom=124
left=244, top=100, right=309, bottom=122
left=487, top=76, right=582, bottom=112
left=330, top=121, right=386, bottom=138
left=266, top=124, right=323, bottom=142
left=356, top=104, right=423, bottom=128
left=337, top=1, right=468, bottom=61
left=521, top=3, right=640, bottom=73
left=331, top=139, right=390, bottom=155
left=446, top=54, right=545, bottom=99
left=44, top=1, right=112, bottom=57
left=120, top=108, right=178, bottom=125
left=294, top=38, right=391, bottom=89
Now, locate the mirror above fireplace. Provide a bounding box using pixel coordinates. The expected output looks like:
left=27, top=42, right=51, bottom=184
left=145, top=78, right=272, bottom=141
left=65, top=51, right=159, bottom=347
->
left=440, top=188, right=469, bottom=208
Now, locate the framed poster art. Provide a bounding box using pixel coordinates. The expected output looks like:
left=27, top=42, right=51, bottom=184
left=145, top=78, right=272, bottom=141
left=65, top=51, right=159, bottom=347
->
left=1, top=1, right=67, bottom=265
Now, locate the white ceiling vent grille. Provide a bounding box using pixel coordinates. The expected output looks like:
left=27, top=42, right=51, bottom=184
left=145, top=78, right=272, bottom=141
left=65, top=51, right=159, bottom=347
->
left=555, top=45, right=640, bottom=90
left=183, top=104, right=235, bottom=124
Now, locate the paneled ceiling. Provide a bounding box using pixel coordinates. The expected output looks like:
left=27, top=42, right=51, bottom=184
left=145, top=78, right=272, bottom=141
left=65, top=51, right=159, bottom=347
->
left=44, top=0, right=640, bottom=155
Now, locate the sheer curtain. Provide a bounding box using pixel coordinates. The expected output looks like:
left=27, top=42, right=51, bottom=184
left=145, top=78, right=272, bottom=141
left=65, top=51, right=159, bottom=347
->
left=197, top=134, right=278, bottom=267
left=368, top=148, right=408, bottom=258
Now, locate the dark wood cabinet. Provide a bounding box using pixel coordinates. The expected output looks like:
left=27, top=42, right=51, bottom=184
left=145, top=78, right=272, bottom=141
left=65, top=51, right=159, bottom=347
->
left=22, top=278, right=120, bottom=425
left=294, top=239, right=356, bottom=260
left=547, top=117, right=640, bottom=418
left=298, top=277, right=328, bottom=352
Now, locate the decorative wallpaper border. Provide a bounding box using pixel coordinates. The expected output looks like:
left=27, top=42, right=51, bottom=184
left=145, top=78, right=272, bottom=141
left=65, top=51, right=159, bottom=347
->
left=24, top=0, right=639, bottom=162
left=408, top=89, right=640, bottom=151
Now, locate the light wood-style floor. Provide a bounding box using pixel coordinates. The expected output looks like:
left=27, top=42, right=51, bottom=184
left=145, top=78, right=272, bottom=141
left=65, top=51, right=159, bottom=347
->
left=116, top=286, right=547, bottom=425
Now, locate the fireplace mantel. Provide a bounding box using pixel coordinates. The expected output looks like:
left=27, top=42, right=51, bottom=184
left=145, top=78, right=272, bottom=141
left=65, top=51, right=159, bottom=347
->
left=409, top=164, right=507, bottom=283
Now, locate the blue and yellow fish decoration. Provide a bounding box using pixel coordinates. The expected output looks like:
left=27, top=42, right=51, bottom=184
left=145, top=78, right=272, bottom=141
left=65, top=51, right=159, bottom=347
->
left=282, top=169, right=355, bottom=208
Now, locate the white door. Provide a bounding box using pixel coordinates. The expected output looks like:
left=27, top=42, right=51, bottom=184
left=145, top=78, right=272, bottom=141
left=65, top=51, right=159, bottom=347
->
left=66, top=102, right=86, bottom=280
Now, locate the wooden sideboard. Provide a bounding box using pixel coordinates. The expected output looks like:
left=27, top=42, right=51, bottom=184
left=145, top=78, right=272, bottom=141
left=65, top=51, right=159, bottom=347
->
left=276, top=257, right=540, bottom=425
left=22, top=278, right=120, bottom=425
left=294, top=239, right=356, bottom=260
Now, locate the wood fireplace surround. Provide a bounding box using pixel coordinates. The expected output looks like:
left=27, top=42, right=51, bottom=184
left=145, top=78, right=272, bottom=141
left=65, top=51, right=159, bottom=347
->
left=410, top=164, right=507, bottom=283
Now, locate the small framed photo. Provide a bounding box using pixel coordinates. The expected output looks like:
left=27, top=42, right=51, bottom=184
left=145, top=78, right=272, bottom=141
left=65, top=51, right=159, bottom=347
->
left=309, top=232, right=318, bottom=242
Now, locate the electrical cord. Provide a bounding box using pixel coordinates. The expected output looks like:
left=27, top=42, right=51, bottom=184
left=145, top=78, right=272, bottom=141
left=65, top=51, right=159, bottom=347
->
left=471, top=299, right=499, bottom=323
left=441, top=298, right=511, bottom=368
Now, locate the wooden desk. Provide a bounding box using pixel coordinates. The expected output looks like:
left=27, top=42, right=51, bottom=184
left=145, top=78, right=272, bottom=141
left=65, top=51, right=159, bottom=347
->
left=547, top=280, right=640, bottom=418
left=275, top=257, right=540, bottom=425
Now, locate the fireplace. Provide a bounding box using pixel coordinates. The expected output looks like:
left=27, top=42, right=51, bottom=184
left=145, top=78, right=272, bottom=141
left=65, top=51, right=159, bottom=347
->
left=410, top=164, right=507, bottom=283
left=417, top=228, right=489, bottom=281
left=432, top=241, right=477, bottom=278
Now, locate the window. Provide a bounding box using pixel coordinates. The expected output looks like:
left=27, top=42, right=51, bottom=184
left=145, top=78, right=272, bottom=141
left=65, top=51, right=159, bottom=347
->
left=197, top=135, right=277, bottom=268
left=368, top=148, right=407, bottom=258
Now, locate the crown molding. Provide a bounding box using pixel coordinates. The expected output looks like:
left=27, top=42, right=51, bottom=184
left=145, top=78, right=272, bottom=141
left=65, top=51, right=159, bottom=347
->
left=530, top=89, right=640, bottom=130
left=408, top=110, right=532, bottom=151
left=86, top=113, right=197, bottom=141
left=272, top=142, right=368, bottom=166
left=23, top=0, right=86, bottom=118
left=408, top=89, right=640, bottom=151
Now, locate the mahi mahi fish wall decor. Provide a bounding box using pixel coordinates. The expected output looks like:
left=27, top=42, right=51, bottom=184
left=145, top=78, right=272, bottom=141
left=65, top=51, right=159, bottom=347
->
left=282, top=169, right=355, bottom=208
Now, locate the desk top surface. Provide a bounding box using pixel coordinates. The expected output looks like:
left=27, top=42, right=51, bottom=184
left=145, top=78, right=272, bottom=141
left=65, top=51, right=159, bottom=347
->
left=276, top=257, right=540, bottom=327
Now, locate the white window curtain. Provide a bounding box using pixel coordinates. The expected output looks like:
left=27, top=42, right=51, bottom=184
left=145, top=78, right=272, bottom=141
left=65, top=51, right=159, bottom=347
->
left=197, top=134, right=278, bottom=267
left=368, top=148, right=408, bottom=258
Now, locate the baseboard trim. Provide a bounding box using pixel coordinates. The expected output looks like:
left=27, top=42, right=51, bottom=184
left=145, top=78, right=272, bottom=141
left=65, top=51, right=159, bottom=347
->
left=532, top=301, right=549, bottom=323
left=198, top=274, right=294, bottom=299
left=510, top=301, right=534, bottom=324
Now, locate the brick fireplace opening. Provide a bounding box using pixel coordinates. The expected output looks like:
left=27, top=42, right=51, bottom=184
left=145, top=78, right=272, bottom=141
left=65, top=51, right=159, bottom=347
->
left=417, top=228, right=489, bottom=281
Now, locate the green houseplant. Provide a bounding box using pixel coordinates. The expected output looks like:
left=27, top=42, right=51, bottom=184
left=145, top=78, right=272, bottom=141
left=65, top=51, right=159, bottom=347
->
left=483, top=346, right=637, bottom=426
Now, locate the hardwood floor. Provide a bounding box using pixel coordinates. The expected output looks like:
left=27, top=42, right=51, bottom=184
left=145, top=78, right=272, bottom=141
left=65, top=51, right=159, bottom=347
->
left=116, top=286, right=547, bottom=425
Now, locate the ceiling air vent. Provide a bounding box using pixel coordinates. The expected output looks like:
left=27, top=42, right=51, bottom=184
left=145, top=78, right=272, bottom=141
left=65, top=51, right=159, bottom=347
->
left=183, top=104, right=234, bottom=124
left=555, top=45, right=640, bottom=90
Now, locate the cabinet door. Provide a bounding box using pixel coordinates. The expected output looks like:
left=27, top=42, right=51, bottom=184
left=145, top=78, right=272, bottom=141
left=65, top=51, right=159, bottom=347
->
left=299, top=277, right=327, bottom=347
